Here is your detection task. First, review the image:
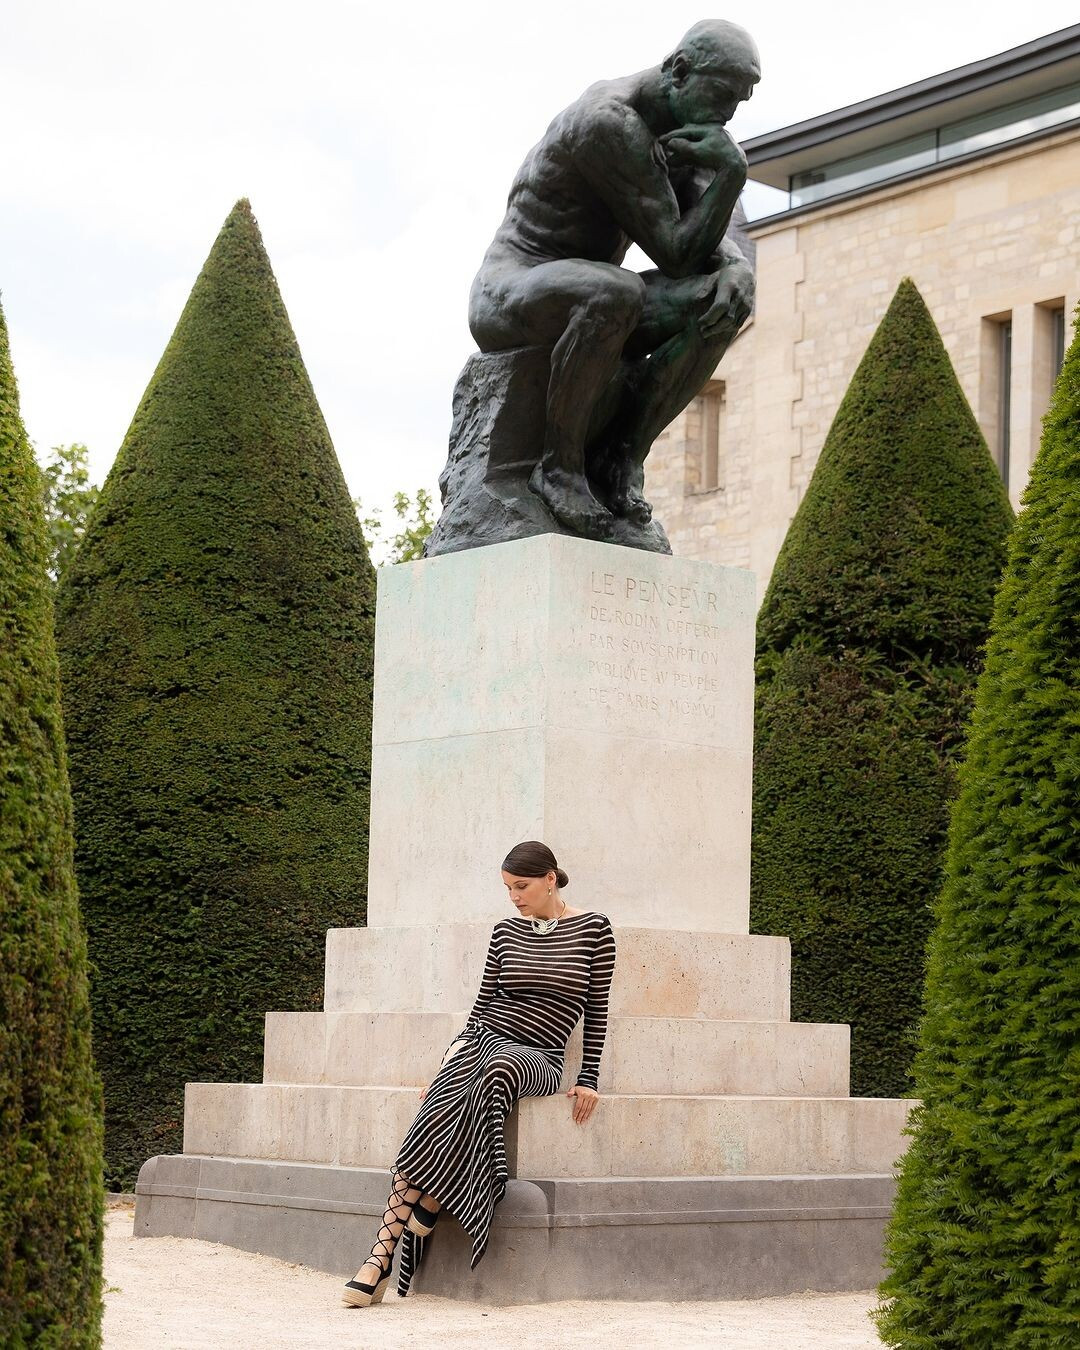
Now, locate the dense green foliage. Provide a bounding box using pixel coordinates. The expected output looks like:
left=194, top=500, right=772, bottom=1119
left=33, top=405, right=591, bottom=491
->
left=354, top=487, right=435, bottom=563
left=39, top=442, right=100, bottom=584
left=0, top=302, right=104, bottom=1345
left=876, top=306, right=1080, bottom=1347
left=55, top=201, right=376, bottom=1188
left=751, top=279, right=1013, bottom=1097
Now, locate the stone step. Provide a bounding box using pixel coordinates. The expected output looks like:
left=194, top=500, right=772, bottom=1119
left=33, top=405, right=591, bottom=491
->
left=184, top=1082, right=912, bottom=1179
left=324, top=924, right=791, bottom=1021
left=135, top=1153, right=900, bottom=1302
left=263, top=1010, right=850, bottom=1097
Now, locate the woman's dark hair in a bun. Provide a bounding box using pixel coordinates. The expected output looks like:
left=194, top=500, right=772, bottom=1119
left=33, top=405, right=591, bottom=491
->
left=502, top=840, right=570, bottom=889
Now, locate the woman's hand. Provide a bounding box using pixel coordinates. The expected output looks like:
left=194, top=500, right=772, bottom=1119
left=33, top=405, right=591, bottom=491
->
left=567, top=1085, right=599, bottom=1125
left=418, top=1085, right=428, bottom=1102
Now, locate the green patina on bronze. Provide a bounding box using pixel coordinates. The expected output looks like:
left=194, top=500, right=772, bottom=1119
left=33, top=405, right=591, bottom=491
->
left=428, top=20, right=760, bottom=556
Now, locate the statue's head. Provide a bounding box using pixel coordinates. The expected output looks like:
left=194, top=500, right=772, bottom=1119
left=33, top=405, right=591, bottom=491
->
left=662, top=20, right=760, bottom=127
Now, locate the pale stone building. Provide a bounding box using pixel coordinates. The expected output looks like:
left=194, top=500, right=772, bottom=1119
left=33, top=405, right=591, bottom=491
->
left=646, top=24, right=1080, bottom=598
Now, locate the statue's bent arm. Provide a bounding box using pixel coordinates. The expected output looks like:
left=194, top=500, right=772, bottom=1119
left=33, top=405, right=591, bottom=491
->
left=705, top=238, right=755, bottom=295
left=572, top=101, right=746, bottom=280
left=674, top=171, right=752, bottom=279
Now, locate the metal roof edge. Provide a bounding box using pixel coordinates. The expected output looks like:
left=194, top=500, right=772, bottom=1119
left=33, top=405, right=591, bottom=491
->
left=743, top=116, right=1080, bottom=232
left=744, top=23, right=1080, bottom=164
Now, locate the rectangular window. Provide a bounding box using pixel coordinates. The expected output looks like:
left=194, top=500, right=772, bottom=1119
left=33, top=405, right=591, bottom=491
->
left=997, top=320, right=1012, bottom=487
left=701, top=388, right=722, bottom=492
left=1052, top=306, right=1067, bottom=384
left=684, top=385, right=725, bottom=495
left=786, top=80, right=1080, bottom=210
left=939, top=81, right=1080, bottom=162
left=790, top=132, right=936, bottom=208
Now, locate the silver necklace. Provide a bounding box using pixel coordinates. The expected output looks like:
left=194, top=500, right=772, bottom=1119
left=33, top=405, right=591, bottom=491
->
left=531, top=898, right=566, bottom=936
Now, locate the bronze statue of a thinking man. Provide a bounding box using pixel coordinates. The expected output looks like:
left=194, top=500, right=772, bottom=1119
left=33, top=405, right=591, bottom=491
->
left=430, top=20, right=759, bottom=555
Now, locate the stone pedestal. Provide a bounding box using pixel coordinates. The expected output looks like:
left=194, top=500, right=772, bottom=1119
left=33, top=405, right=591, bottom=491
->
left=368, top=534, right=753, bottom=930
left=135, top=536, right=914, bottom=1302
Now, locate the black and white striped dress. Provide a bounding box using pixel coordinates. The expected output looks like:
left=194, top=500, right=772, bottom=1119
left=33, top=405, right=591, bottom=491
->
left=394, top=911, right=617, bottom=1296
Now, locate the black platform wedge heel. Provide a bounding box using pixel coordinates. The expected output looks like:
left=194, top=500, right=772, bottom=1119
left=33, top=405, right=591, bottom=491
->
left=342, top=1174, right=418, bottom=1308
left=342, top=1249, right=392, bottom=1308
left=406, top=1196, right=441, bottom=1238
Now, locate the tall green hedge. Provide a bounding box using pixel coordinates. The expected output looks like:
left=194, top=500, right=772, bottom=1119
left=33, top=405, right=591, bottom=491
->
left=55, top=201, right=376, bottom=1189
left=751, top=278, right=1014, bottom=1097
left=877, top=308, right=1080, bottom=1346
left=0, top=300, right=104, bottom=1346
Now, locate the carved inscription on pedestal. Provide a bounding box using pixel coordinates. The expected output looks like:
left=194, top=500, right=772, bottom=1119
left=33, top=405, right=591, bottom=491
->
left=577, top=567, right=729, bottom=732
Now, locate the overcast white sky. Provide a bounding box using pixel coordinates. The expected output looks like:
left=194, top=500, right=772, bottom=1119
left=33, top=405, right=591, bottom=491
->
left=3, top=2, right=1076, bottom=520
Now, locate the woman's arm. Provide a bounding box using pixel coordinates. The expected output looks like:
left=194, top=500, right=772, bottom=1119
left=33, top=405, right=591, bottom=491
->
left=458, top=924, right=502, bottom=1037
left=575, top=918, right=617, bottom=1090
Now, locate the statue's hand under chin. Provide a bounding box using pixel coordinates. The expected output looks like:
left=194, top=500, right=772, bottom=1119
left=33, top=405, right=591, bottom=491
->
left=658, top=123, right=746, bottom=174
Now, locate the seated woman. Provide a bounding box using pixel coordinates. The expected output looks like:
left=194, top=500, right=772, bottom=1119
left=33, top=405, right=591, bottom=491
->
left=342, top=839, right=617, bottom=1306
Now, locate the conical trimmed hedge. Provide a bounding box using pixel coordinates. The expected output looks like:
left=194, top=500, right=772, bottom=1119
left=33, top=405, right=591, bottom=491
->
left=877, top=307, right=1080, bottom=1346
left=0, top=300, right=104, bottom=1345
left=751, top=278, right=1014, bottom=1097
left=56, top=201, right=376, bottom=1189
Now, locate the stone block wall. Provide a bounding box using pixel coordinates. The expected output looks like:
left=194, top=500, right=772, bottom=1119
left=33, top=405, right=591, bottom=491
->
left=647, top=126, right=1080, bottom=598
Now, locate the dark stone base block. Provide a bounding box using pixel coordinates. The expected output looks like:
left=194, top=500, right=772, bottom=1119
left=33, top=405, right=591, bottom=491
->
left=136, top=1155, right=894, bottom=1303
left=425, top=347, right=671, bottom=558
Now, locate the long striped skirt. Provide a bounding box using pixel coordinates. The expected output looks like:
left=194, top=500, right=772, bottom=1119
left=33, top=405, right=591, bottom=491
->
left=393, top=1022, right=562, bottom=1297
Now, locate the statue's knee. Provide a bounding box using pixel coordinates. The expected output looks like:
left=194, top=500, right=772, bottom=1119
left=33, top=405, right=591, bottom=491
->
left=581, top=275, right=645, bottom=339
left=624, top=274, right=648, bottom=328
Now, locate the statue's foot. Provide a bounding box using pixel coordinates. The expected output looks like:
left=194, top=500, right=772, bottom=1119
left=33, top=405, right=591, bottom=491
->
left=589, top=452, right=653, bottom=527
left=529, top=464, right=613, bottom=537
left=614, top=487, right=653, bottom=527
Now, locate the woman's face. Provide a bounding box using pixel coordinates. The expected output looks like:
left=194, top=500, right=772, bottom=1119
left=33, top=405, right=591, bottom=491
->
left=502, top=870, right=555, bottom=917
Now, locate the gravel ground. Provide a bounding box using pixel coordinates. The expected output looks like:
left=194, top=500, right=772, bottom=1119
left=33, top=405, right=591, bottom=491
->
left=103, top=1201, right=883, bottom=1348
